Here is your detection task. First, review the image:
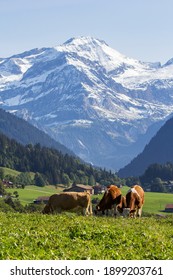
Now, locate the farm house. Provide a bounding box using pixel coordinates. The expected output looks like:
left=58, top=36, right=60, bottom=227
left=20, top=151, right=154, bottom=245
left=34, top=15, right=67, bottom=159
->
left=63, top=184, right=94, bottom=194
left=33, top=196, right=50, bottom=204
left=164, top=204, right=173, bottom=212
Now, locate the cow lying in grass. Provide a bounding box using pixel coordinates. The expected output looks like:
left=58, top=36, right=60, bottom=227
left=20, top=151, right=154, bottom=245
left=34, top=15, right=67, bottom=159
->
left=42, top=191, right=92, bottom=215
left=117, top=185, right=145, bottom=218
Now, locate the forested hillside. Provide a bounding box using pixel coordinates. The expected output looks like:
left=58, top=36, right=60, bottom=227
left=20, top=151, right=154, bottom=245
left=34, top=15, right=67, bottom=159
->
left=118, top=116, right=173, bottom=177
left=0, top=108, right=74, bottom=156
left=140, top=162, right=173, bottom=181
left=0, top=132, right=120, bottom=186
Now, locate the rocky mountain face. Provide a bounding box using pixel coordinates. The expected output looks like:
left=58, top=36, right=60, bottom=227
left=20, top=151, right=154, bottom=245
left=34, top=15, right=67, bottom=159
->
left=0, top=36, right=173, bottom=171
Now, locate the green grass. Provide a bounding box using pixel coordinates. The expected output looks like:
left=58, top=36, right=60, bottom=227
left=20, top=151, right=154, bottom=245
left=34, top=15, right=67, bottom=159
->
left=2, top=167, right=173, bottom=214
left=6, top=185, right=173, bottom=214
left=0, top=212, right=173, bottom=260
left=1, top=183, right=173, bottom=260
left=6, top=185, right=60, bottom=205
left=142, top=191, right=173, bottom=214
left=2, top=166, right=35, bottom=180
left=2, top=167, right=21, bottom=177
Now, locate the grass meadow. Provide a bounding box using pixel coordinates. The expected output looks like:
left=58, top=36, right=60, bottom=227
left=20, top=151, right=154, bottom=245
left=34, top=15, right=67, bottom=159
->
left=6, top=185, right=173, bottom=214
left=3, top=166, right=173, bottom=214
left=7, top=185, right=62, bottom=205
left=1, top=168, right=173, bottom=260
left=0, top=212, right=173, bottom=260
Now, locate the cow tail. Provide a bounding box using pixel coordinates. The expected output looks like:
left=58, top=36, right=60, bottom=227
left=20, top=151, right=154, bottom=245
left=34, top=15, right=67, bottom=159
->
left=89, top=201, right=93, bottom=215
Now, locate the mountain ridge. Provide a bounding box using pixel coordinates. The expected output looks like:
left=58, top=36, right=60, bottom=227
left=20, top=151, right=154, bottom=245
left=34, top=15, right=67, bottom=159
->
left=0, top=108, right=75, bottom=156
left=1, top=36, right=173, bottom=170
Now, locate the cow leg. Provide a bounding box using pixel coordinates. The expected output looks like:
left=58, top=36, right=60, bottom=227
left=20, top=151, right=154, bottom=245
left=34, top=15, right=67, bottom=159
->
left=112, top=205, right=118, bottom=217
left=89, top=202, right=93, bottom=215
left=137, top=206, right=143, bottom=217
left=122, top=208, right=130, bottom=217
left=82, top=207, right=88, bottom=216
left=129, top=199, right=137, bottom=218
left=114, top=205, right=123, bottom=217
left=129, top=209, right=136, bottom=218
left=84, top=203, right=91, bottom=216
left=54, top=207, right=62, bottom=214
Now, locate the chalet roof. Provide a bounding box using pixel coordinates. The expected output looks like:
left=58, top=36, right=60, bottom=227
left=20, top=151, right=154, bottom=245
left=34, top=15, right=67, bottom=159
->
left=66, top=184, right=93, bottom=191
left=34, top=196, right=50, bottom=201
left=93, top=185, right=104, bottom=188
left=75, top=184, right=93, bottom=190
left=165, top=204, right=173, bottom=209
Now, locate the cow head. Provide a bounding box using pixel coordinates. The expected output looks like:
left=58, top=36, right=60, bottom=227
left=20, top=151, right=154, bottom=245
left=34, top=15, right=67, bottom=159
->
left=42, top=204, right=51, bottom=214
left=96, top=189, right=110, bottom=212
left=96, top=185, right=122, bottom=214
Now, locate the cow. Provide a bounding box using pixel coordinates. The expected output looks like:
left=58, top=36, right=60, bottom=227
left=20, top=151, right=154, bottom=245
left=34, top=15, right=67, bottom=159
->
left=95, top=185, right=122, bottom=216
left=117, top=185, right=145, bottom=218
left=42, top=191, right=92, bottom=215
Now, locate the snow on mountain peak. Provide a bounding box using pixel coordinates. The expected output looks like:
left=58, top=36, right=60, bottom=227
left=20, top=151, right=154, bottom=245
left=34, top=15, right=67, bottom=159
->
left=54, top=36, right=164, bottom=82
left=54, top=36, right=133, bottom=72
left=163, top=57, right=173, bottom=67
left=63, top=36, right=108, bottom=47
left=1, top=36, right=173, bottom=170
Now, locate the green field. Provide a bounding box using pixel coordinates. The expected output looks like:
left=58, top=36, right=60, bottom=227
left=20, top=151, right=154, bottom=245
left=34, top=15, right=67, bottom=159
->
left=3, top=167, right=173, bottom=214
left=7, top=185, right=62, bottom=205
left=1, top=184, right=173, bottom=260
left=2, top=167, right=21, bottom=177
left=6, top=185, right=173, bottom=215
left=0, top=212, right=173, bottom=260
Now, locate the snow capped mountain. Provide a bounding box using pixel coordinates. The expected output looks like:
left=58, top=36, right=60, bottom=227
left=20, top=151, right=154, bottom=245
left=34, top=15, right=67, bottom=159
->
left=1, top=36, right=173, bottom=171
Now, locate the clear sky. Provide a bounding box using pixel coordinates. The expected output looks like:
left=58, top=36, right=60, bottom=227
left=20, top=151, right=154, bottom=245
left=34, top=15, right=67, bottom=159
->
left=1, top=0, right=173, bottom=64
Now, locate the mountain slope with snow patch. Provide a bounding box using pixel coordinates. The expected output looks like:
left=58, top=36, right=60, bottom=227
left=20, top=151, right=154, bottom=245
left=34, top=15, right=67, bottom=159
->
left=1, top=36, right=173, bottom=170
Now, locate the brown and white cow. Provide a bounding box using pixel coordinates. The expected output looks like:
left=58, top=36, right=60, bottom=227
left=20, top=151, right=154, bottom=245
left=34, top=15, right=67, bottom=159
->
left=118, top=185, right=145, bottom=218
left=95, top=185, right=122, bottom=216
left=42, top=191, right=92, bottom=215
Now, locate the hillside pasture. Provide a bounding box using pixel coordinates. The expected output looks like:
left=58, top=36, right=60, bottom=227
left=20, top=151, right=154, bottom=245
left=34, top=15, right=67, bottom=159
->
left=6, top=185, right=61, bottom=205
left=2, top=167, right=21, bottom=177
left=6, top=185, right=173, bottom=214
left=142, top=191, right=173, bottom=214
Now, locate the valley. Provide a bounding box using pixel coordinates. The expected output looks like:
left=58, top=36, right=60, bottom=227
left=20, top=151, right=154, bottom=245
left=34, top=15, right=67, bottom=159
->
left=1, top=37, right=173, bottom=170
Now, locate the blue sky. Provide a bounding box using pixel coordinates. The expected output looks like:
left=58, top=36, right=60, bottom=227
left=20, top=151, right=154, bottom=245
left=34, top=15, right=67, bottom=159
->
left=1, top=0, right=173, bottom=64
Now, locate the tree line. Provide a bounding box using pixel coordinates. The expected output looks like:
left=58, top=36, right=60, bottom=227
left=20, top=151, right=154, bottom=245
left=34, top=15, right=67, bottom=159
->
left=138, top=162, right=173, bottom=192
left=140, top=162, right=173, bottom=183
left=0, top=132, right=122, bottom=186
left=123, top=162, right=173, bottom=193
